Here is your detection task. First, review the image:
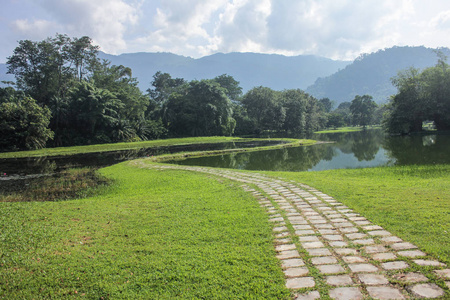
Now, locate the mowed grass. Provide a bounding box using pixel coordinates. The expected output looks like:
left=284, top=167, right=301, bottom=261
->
left=265, top=165, right=450, bottom=264
left=0, top=163, right=290, bottom=299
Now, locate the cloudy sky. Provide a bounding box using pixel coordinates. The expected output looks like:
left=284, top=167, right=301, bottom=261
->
left=1, top=0, right=450, bottom=63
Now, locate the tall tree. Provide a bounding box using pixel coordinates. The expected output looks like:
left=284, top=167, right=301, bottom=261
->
left=350, top=95, right=377, bottom=128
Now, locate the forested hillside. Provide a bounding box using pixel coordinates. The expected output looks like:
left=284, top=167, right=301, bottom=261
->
left=306, top=46, right=450, bottom=104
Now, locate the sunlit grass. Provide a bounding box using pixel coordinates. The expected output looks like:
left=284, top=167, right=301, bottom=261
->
left=0, top=163, right=291, bottom=299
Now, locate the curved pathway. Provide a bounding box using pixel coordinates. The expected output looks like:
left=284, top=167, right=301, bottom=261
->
left=135, top=162, right=450, bottom=299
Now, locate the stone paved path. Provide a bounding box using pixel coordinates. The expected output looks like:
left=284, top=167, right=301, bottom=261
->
left=137, top=162, right=450, bottom=299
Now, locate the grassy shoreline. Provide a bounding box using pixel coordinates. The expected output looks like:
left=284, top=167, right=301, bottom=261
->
left=0, top=136, right=314, bottom=159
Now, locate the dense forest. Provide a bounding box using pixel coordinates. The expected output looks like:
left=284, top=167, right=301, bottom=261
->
left=1, top=35, right=448, bottom=151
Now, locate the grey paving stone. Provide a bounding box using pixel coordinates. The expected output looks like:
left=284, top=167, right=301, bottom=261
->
left=365, top=245, right=388, bottom=254
left=435, top=269, right=450, bottom=279
left=269, top=217, right=284, bottom=222
left=380, top=236, right=403, bottom=243
left=326, top=275, right=354, bottom=286
left=335, top=248, right=358, bottom=256
left=397, top=250, right=426, bottom=258
left=277, top=250, right=300, bottom=259
left=334, top=222, right=354, bottom=228
left=446, top=281, right=450, bottom=289
left=275, top=232, right=290, bottom=238
left=275, top=244, right=296, bottom=252
left=275, top=238, right=292, bottom=245
left=346, top=233, right=368, bottom=240
left=309, top=219, right=327, bottom=224
left=317, top=264, right=346, bottom=274
left=339, top=227, right=359, bottom=233
left=311, top=256, right=338, bottom=265
left=353, top=239, right=375, bottom=245
left=286, top=277, right=315, bottom=289
left=306, top=248, right=333, bottom=256
left=314, top=224, right=334, bottom=229
left=329, top=287, right=363, bottom=300
left=329, top=241, right=348, bottom=248
left=393, top=272, right=429, bottom=283
left=372, top=252, right=397, bottom=261
left=412, top=259, right=446, bottom=267
left=366, top=286, right=405, bottom=299
left=299, top=236, right=320, bottom=242
left=293, top=225, right=312, bottom=231
left=349, top=216, right=367, bottom=221
left=302, top=241, right=325, bottom=249
left=282, top=258, right=305, bottom=268
left=381, top=261, right=409, bottom=270
left=319, top=229, right=338, bottom=235
left=362, top=225, right=384, bottom=231
left=367, top=230, right=392, bottom=236
left=390, top=242, right=418, bottom=250
left=357, top=274, right=389, bottom=285
left=295, top=291, right=321, bottom=300
left=408, top=283, right=444, bottom=298
left=327, top=214, right=343, bottom=219
left=295, top=230, right=316, bottom=236
left=342, top=256, right=367, bottom=263
left=354, top=220, right=371, bottom=226
left=348, top=263, right=379, bottom=273
left=323, top=234, right=344, bottom=241
left=284, top=267, right=309, bottom=278
left=331, top=218, right=348, bottom=223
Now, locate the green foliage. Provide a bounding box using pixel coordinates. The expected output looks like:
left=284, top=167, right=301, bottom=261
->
left=213, top=74, right=243, bottom=101
left=350, top=95, right=378, bottom=127
left=0, top=95, right=54, bottom=151
left=385, top=58, right=450, bottom=134
left=162, top=80, right=236, bottom=136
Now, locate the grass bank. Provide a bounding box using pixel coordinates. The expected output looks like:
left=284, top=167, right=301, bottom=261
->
left=314, top=125, right=382, bottom=134
left=0, top=162, right=290, bottom=299
left=0, top=137, right=312, bottom=159
left=263, top=164, right=450, bottom=265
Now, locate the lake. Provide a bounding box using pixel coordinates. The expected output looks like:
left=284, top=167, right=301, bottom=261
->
left=168, top=130, right=450, bottom=171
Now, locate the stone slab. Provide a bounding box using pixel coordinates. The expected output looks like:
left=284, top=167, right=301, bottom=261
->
left=293, top=225, right=312, bottom=230
left=435, top=269, right=450, bottom=279
left=362, top=225, right=383, bottom=231
left=397, top=250, right=426, bottom=258
left=307, top=248, right=332, bottom=256
left=357, top=274, right=389, bottom=285
left=346, top=233, right=368, bottom=240
left=335, top=248, right=358, bottom=256
left=381, top=261, right=409, bottom=270
left=329, top=287, right=363, bottom=300
left=295, top=291, right=320, bottom=300
left=317, top=264, right=346, bottom=274
left=367, top=230, right=391, bottom=236
left=277, top=250, right=300, bottom=259
left=302, top=241, right=325, bottom=249
left=323, top=235, right=344, bottom=241
left=311, top=256, right=338, bottom=265
left=329, top=241, right=348, bottom=248
left=275, top=244, right=296, bottom=252
left=326, top=275, right=354, bottom=286
left=295, top=230, right=316, bottom=236
left=282, top=258, right=305, bottom=268
left=413, top=259, right=446, bottom=267
left=339, top=227, right=359, bottom=233
left=342, top=256, right=367, bottom=264
left=365, top=245, right=388, bottom=254
left=380, top=236, right=403, bottom=243
left=353, top=239, right=375, bottom=245
left=366, top=286, right=405, bottom=299
left=299, top=236, right=320, bottom=242
left=390, top=242, right=418, bottom=250
left=286, top=277, right=315, bottom=289
left=284, top=267, right=309, bottom=278
left=372, top=252, right=397, bottom=261
left=393, top=272, right=429, bottom=283
left=348, top=263, right=378, bottom=273
left=408, top=283, right=444, bottom=298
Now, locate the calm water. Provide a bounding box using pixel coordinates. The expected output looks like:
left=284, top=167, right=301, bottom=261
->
left=169, top=130, right=450, bottom=171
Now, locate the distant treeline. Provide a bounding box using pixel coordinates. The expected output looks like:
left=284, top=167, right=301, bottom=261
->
left=1, top=34, right=448, bottom=151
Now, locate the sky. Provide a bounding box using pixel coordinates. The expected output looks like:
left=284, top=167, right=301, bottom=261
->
left=1, top=0, right=450, bottom=63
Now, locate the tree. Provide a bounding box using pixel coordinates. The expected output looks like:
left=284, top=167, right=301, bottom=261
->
left=318, top=97, right=333, bottom=113
left=241, top=86, right=285, bottom=132
left=0, top=95, right=54, bottom=151
left=350, top=95, right=377, bottom=128
left=213, top=74, right=243, bottom=101
left=281, top=89, right=307, bottom=133
left=162, top=80, right=235, bottom=136
left=147, top=71, right=186, bottom=104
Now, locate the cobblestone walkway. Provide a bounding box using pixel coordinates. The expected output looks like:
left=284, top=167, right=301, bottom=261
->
left=139, top=163, right=450, bottom=299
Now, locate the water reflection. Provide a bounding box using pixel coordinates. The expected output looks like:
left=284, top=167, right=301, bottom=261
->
left=170, top=130, right=450, bottom=171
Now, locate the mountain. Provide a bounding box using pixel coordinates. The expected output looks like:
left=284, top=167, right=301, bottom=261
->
left=306, top=46, right=450, bottom=105
left=97, top=52, right=350, bottom=92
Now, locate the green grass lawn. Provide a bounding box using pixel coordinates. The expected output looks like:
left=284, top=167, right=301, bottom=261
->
left=0, top=163, right=290, bottom=299
left=264, top=165, right=450, bottom=265
left=314, top=125, right=382, bottom=134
